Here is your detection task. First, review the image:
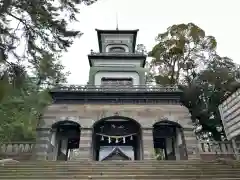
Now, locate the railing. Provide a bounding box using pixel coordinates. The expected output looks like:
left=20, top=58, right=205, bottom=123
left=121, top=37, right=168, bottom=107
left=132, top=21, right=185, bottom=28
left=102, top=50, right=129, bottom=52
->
left=52, top=85, right=181, bottom=92
left=89, top=51, right=146, bottom=56
left=198, top=141, right=234, bottom=154
left=0, top=142, right=35, bottom=154
left=1, top=141, right=239, bottom=159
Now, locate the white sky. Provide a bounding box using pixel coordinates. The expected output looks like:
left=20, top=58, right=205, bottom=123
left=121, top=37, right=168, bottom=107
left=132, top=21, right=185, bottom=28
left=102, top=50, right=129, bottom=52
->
left=61, top=0, right=240, bottom=84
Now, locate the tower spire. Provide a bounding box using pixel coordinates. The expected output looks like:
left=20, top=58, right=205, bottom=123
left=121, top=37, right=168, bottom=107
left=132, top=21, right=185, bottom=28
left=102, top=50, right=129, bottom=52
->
left=116, top=12, right=119, bottom=30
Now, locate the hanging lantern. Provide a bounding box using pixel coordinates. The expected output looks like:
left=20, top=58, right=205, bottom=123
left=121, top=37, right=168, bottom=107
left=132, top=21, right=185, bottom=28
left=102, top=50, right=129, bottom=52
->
left=116, top=138, right=119, bottom=143
left=130, top=135, right=133, bottom=140
left=108, top=137, right=111, bottom=143
left=123, top=137, right=126, bottom=143
left=101, top=136, right=104, bottom=141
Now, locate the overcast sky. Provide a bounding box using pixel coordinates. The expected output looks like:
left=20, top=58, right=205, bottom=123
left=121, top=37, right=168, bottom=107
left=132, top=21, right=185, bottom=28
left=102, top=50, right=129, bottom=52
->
left=61, top=0, right=239, bottom=84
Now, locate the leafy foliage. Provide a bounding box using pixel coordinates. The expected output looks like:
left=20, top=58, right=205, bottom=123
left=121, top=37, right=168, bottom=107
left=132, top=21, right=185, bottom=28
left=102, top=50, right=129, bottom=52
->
left=148, top=23, right=217, bottom=86
left=0, top=79, right=52, bottom=142
left=181, top=56, right=240, bottom=140
left=136, top=44, right=147, bottom=54
left=148, top=23, right=240, bottom=141
left=0, top=0, right=97, bottom=86
left=0, top=0, right=97, bottom=142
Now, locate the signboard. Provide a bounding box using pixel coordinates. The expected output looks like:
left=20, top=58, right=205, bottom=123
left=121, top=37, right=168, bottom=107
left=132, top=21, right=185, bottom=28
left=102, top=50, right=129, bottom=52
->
left=219, top=88, right=240, bottom=140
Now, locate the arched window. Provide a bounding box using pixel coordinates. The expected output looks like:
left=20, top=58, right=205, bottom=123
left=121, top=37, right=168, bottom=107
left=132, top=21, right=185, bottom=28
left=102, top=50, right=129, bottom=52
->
left=106, top=44, right=129, bottom=53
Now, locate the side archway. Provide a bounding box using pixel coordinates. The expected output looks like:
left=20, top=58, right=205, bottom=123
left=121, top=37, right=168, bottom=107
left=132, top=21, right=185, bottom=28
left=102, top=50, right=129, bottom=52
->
left=152, top=120, right=187, bottom=160
left=92, top=116, right=143, bottom=161
left=50, top=120, right=81, bottom=161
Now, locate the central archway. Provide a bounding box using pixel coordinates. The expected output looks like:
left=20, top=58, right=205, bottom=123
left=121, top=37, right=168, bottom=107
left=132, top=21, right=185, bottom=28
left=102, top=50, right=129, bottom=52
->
left=92, top=116, right=143, bottom=161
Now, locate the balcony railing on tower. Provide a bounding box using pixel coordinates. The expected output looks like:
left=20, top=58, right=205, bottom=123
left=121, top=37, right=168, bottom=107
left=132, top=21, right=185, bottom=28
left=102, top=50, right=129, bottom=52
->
left=89, top=50, right=146, bottom=56
left=51, top=84, right=181, bottom=92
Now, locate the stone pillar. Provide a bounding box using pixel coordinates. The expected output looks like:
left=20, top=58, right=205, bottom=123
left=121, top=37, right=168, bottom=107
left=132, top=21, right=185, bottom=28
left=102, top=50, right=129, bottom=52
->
left=142, top=128, right=155, bottom=160
left=69, top=128, right=92, bottom=160
left=232, top=137, right=239, bottom=160
left=47, top=128, right=58, bottom=161
left=183, top=128, right=200, bottom=160
left=35, top=128, right=51, bottom=160
left=175, top=128, right=181, bottom=160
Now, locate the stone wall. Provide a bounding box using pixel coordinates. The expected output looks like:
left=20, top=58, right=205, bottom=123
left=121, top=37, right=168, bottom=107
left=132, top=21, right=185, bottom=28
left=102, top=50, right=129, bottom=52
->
left=40, top=104, right=193, bottom=129
left=36, top=104, right=198, bottom=160
left=0, top=142, right=35, bottom=161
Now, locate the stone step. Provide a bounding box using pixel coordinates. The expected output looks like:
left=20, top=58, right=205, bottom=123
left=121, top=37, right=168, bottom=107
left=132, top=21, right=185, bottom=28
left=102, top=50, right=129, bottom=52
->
left=0, top=164, right=238, bottom=167
left=1, top=174, right=240, bottom=179
left=1, top=179, right=240, bottom=180
left=0, top=165, right=237, bottom=168
left=1, top=165, right=234, bottom=168
left=1, top=169, right=237, bottom=173
left=0, top=165, right=236, bottom=169
left=5, top=160, right=227, bottom=164
left=0, top=162, right=230, bottom=165
left=0, top=167, right=237, bottom=171
left=1, top=163, right=230, bottom=166
left=0, top=168, right=239, bottom=172
left=1, top=160, right=239, bottom=180
left=1, top=160, right=224, bottom=163
left=1, top=171, right=240, bottom=176
left=11, top=164, right=235, bottom=167
left=4, top=163, right=228, bottom=166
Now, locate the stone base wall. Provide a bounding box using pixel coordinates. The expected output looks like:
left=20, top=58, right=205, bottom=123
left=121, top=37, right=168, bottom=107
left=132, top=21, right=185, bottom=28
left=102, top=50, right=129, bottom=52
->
left=0, top=153, right=33, bottom=161
left=200, top=154, right=236, bottom=161
left=35, top=103, right=198, bottom=160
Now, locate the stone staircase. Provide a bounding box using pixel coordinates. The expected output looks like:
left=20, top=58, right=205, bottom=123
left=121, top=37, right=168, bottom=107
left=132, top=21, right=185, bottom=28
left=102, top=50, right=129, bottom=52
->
left=1, top=160, right=240, bottom=179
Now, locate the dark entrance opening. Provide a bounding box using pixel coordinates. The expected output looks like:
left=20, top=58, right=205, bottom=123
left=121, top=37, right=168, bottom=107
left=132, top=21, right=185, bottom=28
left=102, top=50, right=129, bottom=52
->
left=51, top=121, right=81, bottom=161
left=92, top=116, right=142, bottom=161
left=153, top=120, right=187, bottom=160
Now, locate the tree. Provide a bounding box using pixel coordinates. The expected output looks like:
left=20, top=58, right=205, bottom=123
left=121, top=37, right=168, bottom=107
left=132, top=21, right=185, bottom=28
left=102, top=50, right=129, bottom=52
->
left=148, top=23, right=240, bottom=141
left=181, top=55, right=240, bottom=140
left=0, top=78, right=52, bottom=142
left=0, top=0, right=97, bottom=88
left=136, top=44, right=147, bottom=54
left=148, top=23, right=217, bottom=86
left=0, top=0, right=98, bottom=142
